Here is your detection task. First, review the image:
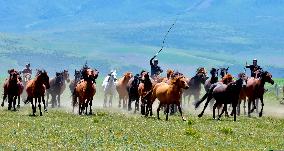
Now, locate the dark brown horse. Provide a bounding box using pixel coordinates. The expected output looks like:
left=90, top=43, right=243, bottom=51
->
left=138, top=72, right=153, bottom=115
left=2, top=69, right=24, bottom=111
left=72, top=68, right=99, bottom=115
left=25, top=70, right=50, bottom=116
left=183, top=67, right=208, bottom=107
left=127, top=74, right=140, bottom=112
left=46, top=70, right=70, bottom=108
left=245, top=71, right=274, bottom=117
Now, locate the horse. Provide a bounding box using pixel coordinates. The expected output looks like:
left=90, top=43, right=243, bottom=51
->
left=2, top=69, right=24, bottom=111
left=47, top=70, right=70, bottom=108
left=21, top=72, right=32, bottom=103
left=25, top=70, right=50, bottom=116
left=116, top=72, right=133, bottom=109
left=219, top=67, right=229, bottom=78
left=148, top=76, right=189, bottom=121
left=102, top=70, right=117, bottom=108
left=195, top=74, right=234, bottom=117
left=183, top=67, right=208, bottom=107
left=127, top=74, right=140, bottom=112
left=72, top=68, right=99, bottom=115
left=138, top=72, right=153, bottom=115
left=69, top=70, right=81, bottom=94
left=205, top=73, right=247, bottom=121
left=245, top=71, right=274, bottom=117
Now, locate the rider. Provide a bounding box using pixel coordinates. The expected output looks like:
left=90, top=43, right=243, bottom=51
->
left=150, top=55, right=163, bottom=78
left=22, top=63, right=32, bottom=75
left=246, top=59, right=262, bottom=78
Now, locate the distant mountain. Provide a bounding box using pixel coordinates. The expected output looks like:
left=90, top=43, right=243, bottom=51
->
left=0, top=0, right=283, bottom=77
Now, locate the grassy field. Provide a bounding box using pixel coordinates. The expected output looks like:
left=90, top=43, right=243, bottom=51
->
left=0, top=78, right=283, bottom=150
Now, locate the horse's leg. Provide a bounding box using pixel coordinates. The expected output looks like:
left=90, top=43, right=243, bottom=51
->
left=85, top=100, right=88, bottom=115
left=46, top=92, right=49, bottom=107
left=17, top=95, right=20, bottom=108
left=118, top=95, right=122, bottom=108
left=123, top=96, right=127, bottom=109
left=248, top=99, right=251, bottom=117
left=251, top=98, right=257, bottom=113
left=8, top=95, right=12, bottom=110
left=166, top=104, right=170, bottom=121
left=233, top=103, right=237, bottom=121
left=1, top=93, right=7, bottom=107
left=128, top=95, right=132, bottom=111
left=177, top=102, right=186, bottom=121
left=51, top=94, right=56, bottom=108
left=157, top=103, right=162, bottom=120
left=243, top=98, right=246, bottom=115
left=89, top=98, right=93, bottom=115
left=31, top=98, right=35, bottom=116
left=212, top=102, right=218, bottom=120
left=187, top=94, right=191, bottom=108
left=38, top=97, right=43, bottom=116
left=218, top=104, right=226, bottom=120
left=255, top=98, right=259, bottom=113
left=42, top=95, right=47, bottom=112
left=141, top=97, right=145, bottom=115
left=135, top=95, right=139, bottom=113
left=13, top=96, right=17, bottom=111
left=58, top=94, right=61, bottom=108
left=237, top=99, right=241, bottom=116
left=103, top=94, right=107, bottom=108
left=259, top=96, right=264, bottom=117
left=198, top=95, right=213, bottom=118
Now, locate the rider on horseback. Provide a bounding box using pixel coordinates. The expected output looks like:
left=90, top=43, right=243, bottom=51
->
left=150, top=55, right=163, bottom=78
left=22, top=63, right=32, bottom=75
left=246, top=59, right=262, bottom=78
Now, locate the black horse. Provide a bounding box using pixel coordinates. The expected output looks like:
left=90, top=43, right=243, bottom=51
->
left=127, top=74, right=140, bottom=112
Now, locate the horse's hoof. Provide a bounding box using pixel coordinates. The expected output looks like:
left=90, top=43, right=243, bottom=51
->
left=158, top=117, right=161, bottom=120
left=198, top=114, right=203, bottom=118
left=1, top=103, right=4, bottom=107
left=17, top=105, right=20, bottom=108
left=259, top=112, right=263, bottom=117
left=44, top=109, right=48, bottom=112
left=182, top=117, right=187, bottom=121
left=89, top=112, right=93, bottom=115
left=40, top=113, right=43, bottom=116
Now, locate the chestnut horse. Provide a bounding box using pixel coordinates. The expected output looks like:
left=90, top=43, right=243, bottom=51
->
left=47, top=70, right=70, bottom=108
left=2, top=69, right=24, bottom=111
left=116, top=72, right=133, bottom=109
left=245, top=71, right=274, bottom=117
left=25, top=70, right=50, bottom=116
left=149, top=76, right=189, bottom=121
left=72, top=68, right=99, bottom=115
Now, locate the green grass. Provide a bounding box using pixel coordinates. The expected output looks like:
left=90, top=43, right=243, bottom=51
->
left=0, top=107, right=284, bottom=150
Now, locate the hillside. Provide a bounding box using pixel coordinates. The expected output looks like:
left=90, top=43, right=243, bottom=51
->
left=0, top=0, right=283, bottom=77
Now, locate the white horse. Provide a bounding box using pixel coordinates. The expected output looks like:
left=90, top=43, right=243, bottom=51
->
left=102, top=70, right=117, bottom=107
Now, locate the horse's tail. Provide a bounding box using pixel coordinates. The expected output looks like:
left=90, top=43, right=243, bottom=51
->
left=195, top=84, right=216, bottom=109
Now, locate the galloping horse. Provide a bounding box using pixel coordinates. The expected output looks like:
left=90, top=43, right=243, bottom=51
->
left=47, top=70, right=70, bottom=108
left=149, top=76, right=189, bottom=121
left=102, top=70, right=117, bottom=108
left=183, top=67, right=208, bottom=107
left=199, top=73, right=247, bottom=121
left=72, top=68, right=99, bottom=115
left=245, top=71, right=274, bottom=117
left=138, top=71, right=154, bottom=115
left=2, top=69, right=24, bottom=111
left=127, top=74, right=140, bottom=112
left=69, top=70, right=81, bottom=94
left=195, top=74, right=234, bottom=117
left=25, top=70, right=50, bottom=116
left=219, top=67, right=229, bottom=78
left=116, top=72, right=133, bottom=109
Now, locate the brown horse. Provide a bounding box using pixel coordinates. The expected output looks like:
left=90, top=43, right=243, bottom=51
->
left=116, top=72, right=133, bottom=109
left=2, top=69, right=24, bottom=111
left=195, top=74, right=234, bottom=117
left=149, top=76, right=189, bottom=121
left=72, top=68, right=99, bottom=115
left=25, top=70, right=50, bottom=116
left=47, top=70, right=70, bottom=108
left=245, top=71, right=274, bottom=117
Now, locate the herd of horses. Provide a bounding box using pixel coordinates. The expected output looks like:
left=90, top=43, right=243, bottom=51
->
left=1, top=65, right=275, bottom=121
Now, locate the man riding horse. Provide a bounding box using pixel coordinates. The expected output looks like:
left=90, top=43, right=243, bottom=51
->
left=246, top=59, right=262, bottom=78
left=150, top=55, right=163, bottom=78
left=22, top=63, right=32, bottom=75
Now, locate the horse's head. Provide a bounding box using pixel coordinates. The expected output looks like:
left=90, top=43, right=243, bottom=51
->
left=261, top=71, right=274, bottom=85
left=220, top=67, right=229, bottom=78
left=237, top=72, right=248, bottom=88
left=55, top=72, right=64, bottom=86
left=63, top=70, right=70, bottom=83
left=74, top=70, right=81, bottom=80
left=196, top=71, right=208, bottom=84
left=124, top=72, right=133, bottom=80
left=222, top=74, right=233, bottom=85
left=166, top=69, right=174, bottom=79
left=109, top=70, right=117, bottom=82
left=38, top=70, right=50, bottom=89
left=171, top=76, right=189, bottom=89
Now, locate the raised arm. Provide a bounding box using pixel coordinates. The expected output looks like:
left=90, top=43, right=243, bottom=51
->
left=150, top=56, right=156, bottom=66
